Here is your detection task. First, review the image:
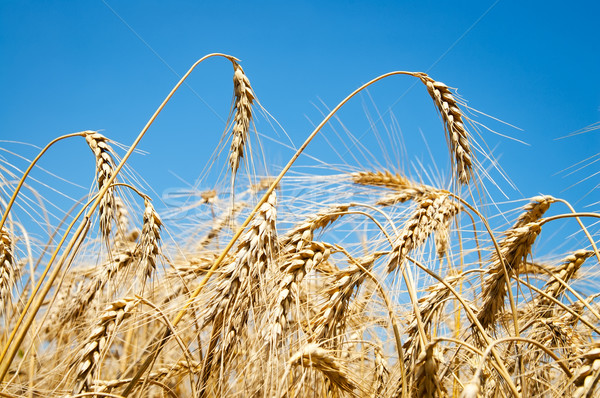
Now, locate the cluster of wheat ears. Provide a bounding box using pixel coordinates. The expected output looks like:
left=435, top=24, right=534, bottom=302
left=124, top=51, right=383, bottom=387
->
left=0, top=53, right=598, bottom=398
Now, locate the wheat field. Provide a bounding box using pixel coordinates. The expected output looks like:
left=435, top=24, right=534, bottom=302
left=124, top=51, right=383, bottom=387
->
left=0, top=53, right=598, bottom=398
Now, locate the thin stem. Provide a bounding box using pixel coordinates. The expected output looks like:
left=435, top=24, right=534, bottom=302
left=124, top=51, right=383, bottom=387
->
left=406, top=256, right=521, bottom=397
left=0, top=53, right=237, bottom=384
left=446, top=192, right=521, bottom=338
left=121, top=69, right=428, bottom=396
left=0, top=132, right=86, bottom=232
left=553, top=198, right=600, bottom=264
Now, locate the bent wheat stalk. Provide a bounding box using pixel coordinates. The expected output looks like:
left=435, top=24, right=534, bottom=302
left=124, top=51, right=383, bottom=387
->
left=0, top=53, right=240, bottom=382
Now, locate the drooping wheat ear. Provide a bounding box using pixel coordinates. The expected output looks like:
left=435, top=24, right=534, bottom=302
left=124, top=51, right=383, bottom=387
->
left=200, top=192, right=277, bottom=382
left=420, top=76, right=473, bottom=185
left=535, top=250, right=594, bottom=316
left=138, top=198, right=162, bottom=280
left=513, top=195, right=555, bottom=228
left=0, top=227, right=16, bottom=313
left=73, top=297, right=139, bottom=394
left=61, top=249, right=133, bottom=323
left=268, top=240, right=331, bottom=343
left=312, top=254, right=378, bottom=341
left=289, top=343, right=356, bottom=395
left=281, top=203, right=351, bottom=251
left=352, top=170, right=412, bottom=189
left=352, top=170, right=436, bottom=205
left=477, top=222, right=542, bottom=329
left=573, top=346, right=600, bottom=398
left=387, top=193, right=460, bottom=272
left=85, top=131, right=117, bottom=242
left=414, top=342, right=444, bottom=398
left=229, top=62, right=255, bottom=175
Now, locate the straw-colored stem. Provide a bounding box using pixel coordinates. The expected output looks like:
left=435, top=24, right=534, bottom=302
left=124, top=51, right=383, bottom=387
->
left=0, top=52, right=238, bottom=383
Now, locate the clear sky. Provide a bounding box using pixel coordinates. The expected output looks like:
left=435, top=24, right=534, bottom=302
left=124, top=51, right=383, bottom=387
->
left=0, top=1, right=598, bottom=217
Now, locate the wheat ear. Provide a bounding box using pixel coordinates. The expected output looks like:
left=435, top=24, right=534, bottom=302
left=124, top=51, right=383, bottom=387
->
left=478, top=222, right=542, bottom=329
left=513, top=195, right=555, bottom=228
left=352, top=170, right=436, bottom=206
left=420, top=76, right=473, bottom=185
left=312, top=254, right=378, bottom=340
left=84, top=131, right=117, bottom=242
left=0, top=227, right=16, bottom=313
left=387, top=193, right=460, bottom=272
left=73, top=297, right=139, bottom=394
left=573, top=347, right=600, bottom=398
left=138, top=198, right=162, bottom=280
left=113, top=197, right=131, bottom=246
left=268, top=240, right=331, bottom=343
left=414, top=342, right=444, bottom=398
left=199, top=191, right=276, bottom=389
left=535, top=250, right=594, bottom=317
left=229, top=62, right=255, bottom=176
left=288, top=343, right=356, bottom=394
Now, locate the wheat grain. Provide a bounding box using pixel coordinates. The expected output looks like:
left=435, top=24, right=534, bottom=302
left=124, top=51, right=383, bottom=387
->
left=573, top=347, right=600, bottom=398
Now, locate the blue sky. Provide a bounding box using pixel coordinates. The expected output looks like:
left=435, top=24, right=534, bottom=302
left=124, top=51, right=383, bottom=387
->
left=0, top=1, right=598, bottom=217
